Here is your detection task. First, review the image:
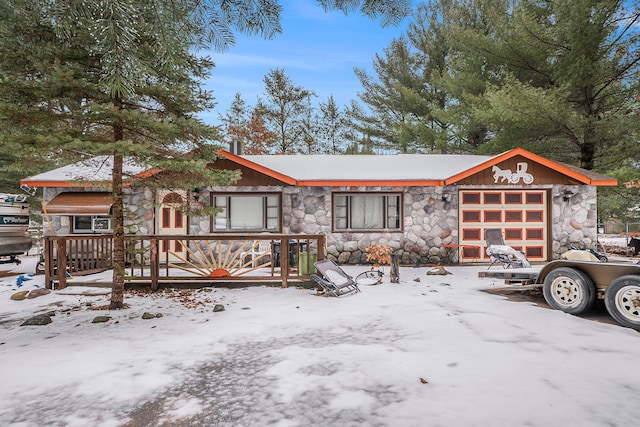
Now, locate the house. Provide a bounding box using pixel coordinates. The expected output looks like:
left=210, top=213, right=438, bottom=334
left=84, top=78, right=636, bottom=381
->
left=21, top=148, right=617, bottom=265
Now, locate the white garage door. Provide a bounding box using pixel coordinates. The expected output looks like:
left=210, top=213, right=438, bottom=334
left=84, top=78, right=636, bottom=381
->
left=458, top=190, right=548, bottom=263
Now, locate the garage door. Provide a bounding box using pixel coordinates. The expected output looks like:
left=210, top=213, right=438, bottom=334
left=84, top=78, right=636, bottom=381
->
left=458, top=190, right=548, bottom=263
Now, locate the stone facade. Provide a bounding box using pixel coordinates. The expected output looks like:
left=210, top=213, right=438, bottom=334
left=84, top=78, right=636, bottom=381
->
left=43, top=183, right=599, bottom=264
left=550, top=184, right=598, bottom=256
left=187, top=185, right=459, bottom=265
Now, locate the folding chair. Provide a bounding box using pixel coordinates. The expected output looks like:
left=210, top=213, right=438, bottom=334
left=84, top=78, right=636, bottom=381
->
left=485, top=228, right=531, bottom=269
left=311, top=259, right=379, bottom=297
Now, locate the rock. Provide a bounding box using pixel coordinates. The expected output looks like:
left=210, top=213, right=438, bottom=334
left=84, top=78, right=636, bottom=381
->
left=141, top=312, right=157, bottom=320
left=11, top=291, right=29, bottom=301
left=21, top=314, right=52, bottom=326
left=213, top=304, right=225, bottom=312
left=427, top=266, right=452, bottom=276
left=92, top=316, right=111, bottom=323
left=439, top=228, right=452, bottom=239
left=570, top=220, right=583, bottom=230
left=26, top=288, right=51, bottom=299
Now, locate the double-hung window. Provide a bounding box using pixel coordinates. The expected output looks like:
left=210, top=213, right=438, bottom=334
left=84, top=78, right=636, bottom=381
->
left=333, top=193, right=401, bottom=231
left=212, top=194, right=280, bottom=231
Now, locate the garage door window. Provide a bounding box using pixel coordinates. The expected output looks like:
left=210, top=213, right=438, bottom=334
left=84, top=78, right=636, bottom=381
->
left=505, top=193, right=522, bottom=204
left=526, top=210, right=544, bottom=221
left=484, top=193, right=501, bottom=204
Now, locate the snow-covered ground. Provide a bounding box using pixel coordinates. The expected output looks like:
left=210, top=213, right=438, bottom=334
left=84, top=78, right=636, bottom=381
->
left=1, top=254, right=639, bottom=427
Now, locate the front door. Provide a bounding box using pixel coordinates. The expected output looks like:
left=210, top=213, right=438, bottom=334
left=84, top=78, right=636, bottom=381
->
left=157, top=190, right=187, bottom=263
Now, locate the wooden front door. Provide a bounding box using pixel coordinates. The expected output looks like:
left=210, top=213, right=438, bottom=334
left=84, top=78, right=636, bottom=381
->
left=157, top=190, right=187, bottom=263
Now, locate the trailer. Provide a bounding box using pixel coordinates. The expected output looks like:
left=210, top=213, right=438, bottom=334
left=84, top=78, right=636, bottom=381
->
left=480, top=260, right=640, bottom=331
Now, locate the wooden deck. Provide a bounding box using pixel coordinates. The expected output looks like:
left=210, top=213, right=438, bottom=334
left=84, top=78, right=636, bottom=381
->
left=43, top=234, right=326, bottom=290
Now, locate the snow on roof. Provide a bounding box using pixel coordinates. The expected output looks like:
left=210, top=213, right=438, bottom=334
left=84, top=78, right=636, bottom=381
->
left=240, top=154, right=493, bottom=181
left=22, top=156, right=148, bottom=184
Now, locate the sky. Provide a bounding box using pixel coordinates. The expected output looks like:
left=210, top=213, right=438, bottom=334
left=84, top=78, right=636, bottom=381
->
left=201, top=0, right=411, bottom=126
left=1, top=241, right=640, bottom=426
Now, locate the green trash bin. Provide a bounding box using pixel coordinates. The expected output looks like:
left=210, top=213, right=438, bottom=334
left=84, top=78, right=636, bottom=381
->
left=299, top=252, right=317, bottom=275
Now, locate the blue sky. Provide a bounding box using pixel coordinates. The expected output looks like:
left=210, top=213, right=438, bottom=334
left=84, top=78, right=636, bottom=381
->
left=202, top=0, right=411, bottom=125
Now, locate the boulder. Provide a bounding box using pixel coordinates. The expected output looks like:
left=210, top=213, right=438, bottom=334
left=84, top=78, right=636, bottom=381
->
left=427, top=266, right=452, bottom=276
left=26, top=288, right=51, bottom=299
left=11, top=290, right=29, bottom=301
left=213, top=304, right=225, bottom=312
left=21, top=314, right=52, bottom=326
left=92, top=316, right=111, bottom=323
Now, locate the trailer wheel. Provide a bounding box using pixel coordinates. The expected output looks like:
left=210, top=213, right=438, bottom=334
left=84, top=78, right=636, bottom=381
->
left=543, top=267, right=595, bottom=315
left=604, top=276, right=640, bottom=330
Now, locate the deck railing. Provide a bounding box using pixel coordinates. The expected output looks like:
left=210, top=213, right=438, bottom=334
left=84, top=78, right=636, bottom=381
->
left=43, top=234, right=326, bottom=290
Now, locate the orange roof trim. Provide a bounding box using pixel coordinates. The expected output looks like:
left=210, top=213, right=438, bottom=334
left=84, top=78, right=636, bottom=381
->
left=217, top=150, right=298, bottom=185
left=445, top=147, right=617, bottom=186
left=297, top=179, right=444, bottom=187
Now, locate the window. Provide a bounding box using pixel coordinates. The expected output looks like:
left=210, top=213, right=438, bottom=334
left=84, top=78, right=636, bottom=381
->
left=526, top=210, right=544, bottom=222
left=484, top=193, right=501, bottom=204
left=526, top=192, right=543, bottom=204
left=505, top=192, right=522, bottom=204
left=462, top=210, right=481, bottom=222
left=462, top=228, right=481, bottom=240
left=505, top=229, right=522, bottom=240
left=484, top=211, right=502, bottom=222
left=73, top=216, right=111, bottom=233
left=461, top=192, right=480, bottom=204
left=333, top=193, right=401, bottom=231
left=505, top=210, right=523, bottom=222
left=212, top=194, right=280, bottom=231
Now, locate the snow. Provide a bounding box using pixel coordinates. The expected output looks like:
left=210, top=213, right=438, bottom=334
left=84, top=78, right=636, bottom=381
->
left=1, top=255, right=639, bottom=427
left=237, top=153, right=492, bottom=181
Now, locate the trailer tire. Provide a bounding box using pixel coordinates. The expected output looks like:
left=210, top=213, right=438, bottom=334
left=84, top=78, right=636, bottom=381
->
left=604, top=275, right=640, bottom=330
left=543, top=267, right=595, bottom=315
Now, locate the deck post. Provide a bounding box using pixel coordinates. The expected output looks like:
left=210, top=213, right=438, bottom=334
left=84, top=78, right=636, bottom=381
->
left=44, top=237, right=52, bottom=289
left=57, top=237, right=67, bottom=289
left=281, top=238, right=289, bottom=288
left=150, top=238, right=158, bottom=291
left=317, top=234, right=326, bottom=261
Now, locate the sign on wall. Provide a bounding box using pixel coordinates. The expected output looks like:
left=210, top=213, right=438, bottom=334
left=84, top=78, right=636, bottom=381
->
left=492, top=162, right=534, bottom=184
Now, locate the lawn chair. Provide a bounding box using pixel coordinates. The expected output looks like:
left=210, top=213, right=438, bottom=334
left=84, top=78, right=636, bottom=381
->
left=485, top=228, right=531, bottom=269
left=311, top=259, right=380, bottom=297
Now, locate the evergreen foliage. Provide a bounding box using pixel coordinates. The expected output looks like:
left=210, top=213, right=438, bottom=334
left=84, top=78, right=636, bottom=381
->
left=0, top=0, right=411, bottom=307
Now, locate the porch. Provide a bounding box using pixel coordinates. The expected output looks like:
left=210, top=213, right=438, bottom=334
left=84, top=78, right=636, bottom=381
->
left=42, top=234, right=326, bottom=290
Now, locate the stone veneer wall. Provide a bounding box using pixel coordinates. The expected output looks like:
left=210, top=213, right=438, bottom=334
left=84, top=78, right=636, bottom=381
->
left=43, top=183, right=599, bottom=264
left=550, top=184, right=598, bottom=258
left=123, top=187, right=155, bottom=235
left=191, top=185, right=459, bottom=265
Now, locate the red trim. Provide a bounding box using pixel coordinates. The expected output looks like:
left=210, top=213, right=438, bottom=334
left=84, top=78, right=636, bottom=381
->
left=23, top=147, right=617, bottom=189
left=445, top=147, right=618, bottom=186
left=297, top=179, right=443, bottom=187
left=217, top=150, right=297, bottom=185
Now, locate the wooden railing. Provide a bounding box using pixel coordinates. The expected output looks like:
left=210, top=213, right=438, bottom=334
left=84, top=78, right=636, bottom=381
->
left=43, top=234, right=326, bottom=290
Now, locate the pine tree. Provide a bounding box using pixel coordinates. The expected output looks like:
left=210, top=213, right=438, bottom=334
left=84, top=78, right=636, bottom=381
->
left=259, top=68, right=316, bottom=154
left=0, top=0, right=411, bottom=308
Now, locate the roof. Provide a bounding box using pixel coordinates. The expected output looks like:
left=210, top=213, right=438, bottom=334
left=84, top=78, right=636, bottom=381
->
left=21, top=148, right=618, bottom=188
left=219, top=147, right=618, bottom=187
left=224, top=152, right=492, bottom=186
left=21, top=156, right=148, bottom=187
